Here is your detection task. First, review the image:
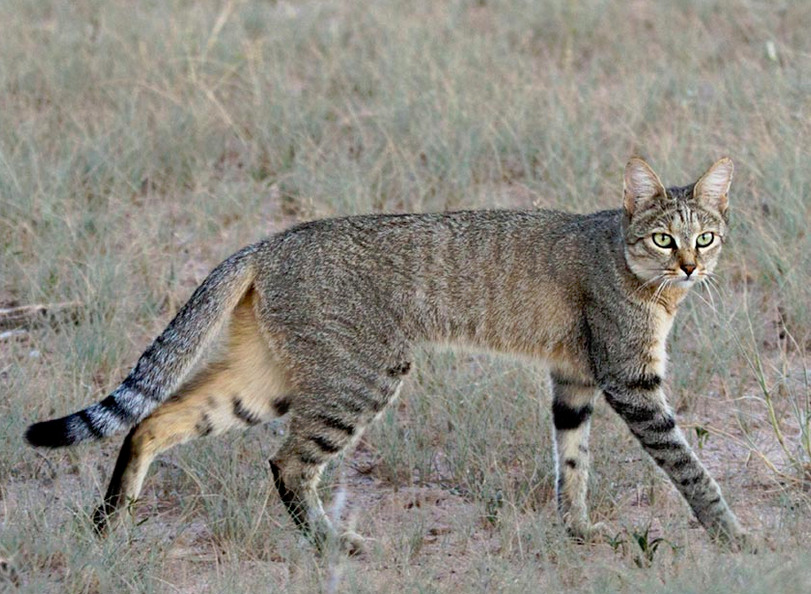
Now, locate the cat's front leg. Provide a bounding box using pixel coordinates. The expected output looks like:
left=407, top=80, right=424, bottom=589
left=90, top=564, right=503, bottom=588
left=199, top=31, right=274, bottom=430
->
left=602, top=380, right=746, bottom=547
left=550, top=374, right=605, bottom=541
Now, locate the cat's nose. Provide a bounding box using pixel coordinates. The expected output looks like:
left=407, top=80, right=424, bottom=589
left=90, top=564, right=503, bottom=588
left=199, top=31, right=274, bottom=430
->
left=681, top=263, right=696, bottom=276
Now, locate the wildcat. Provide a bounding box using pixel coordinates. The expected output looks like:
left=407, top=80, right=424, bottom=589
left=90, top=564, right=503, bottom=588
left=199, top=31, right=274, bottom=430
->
left=26, top=157, right=747, bottom=554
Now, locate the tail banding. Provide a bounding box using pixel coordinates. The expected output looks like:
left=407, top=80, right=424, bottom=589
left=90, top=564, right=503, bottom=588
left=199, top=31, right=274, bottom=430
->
left=25, top=243, right=261, bottom=449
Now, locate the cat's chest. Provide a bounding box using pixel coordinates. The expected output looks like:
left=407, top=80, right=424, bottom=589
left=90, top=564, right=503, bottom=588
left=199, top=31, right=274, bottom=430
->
left=646, top=307, right=676, bottom=375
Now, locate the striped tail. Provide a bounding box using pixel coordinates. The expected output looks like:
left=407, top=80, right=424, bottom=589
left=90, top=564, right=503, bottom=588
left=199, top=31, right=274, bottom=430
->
left=25, top=243, right=261, bottom=448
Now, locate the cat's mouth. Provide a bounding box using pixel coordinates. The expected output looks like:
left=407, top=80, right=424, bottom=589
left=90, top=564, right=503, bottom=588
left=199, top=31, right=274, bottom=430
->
left=662, top=272, right=703, bottom=287
left=672, top=274, right=704, bottom=287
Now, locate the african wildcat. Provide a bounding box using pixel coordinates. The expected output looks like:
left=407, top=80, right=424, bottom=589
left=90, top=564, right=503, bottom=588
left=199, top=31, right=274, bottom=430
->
left=26, top=157, right=747, bottom=554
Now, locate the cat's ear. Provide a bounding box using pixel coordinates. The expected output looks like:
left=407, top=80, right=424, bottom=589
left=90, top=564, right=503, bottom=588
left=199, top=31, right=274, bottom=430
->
left=693, top=157, right=733, bottom=214
left=623, top=157, right=667, bottom=216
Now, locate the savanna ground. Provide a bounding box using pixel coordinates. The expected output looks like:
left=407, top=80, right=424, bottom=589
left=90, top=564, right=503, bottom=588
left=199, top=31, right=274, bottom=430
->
left=1, top=0, right=811, bottom=592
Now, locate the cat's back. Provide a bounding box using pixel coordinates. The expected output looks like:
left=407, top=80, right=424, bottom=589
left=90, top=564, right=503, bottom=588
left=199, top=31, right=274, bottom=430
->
left=254, top=209, right=591, bottom=295
left=252, top=209, right=619, bottom=352
left=262, top=208, right=587, bottom=262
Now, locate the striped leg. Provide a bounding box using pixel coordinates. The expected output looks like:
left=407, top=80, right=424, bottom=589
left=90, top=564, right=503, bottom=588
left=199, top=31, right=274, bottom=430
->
left=93, top=289, right=289, bottom=533
left=603, top=380, right=746, bottom=547
left=268, top=349, right=410, bottom=554
left=93, top=308, right=290, bottom=532
left=92, top=378, right=283, bottom=534
left=551, top=375, right=602, bottom=540
left=269, top=413, right=366, bottom=555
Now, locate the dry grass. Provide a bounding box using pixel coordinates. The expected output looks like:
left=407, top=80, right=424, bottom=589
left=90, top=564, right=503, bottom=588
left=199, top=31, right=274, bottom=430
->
left=2, top=0, right=811, bottom=592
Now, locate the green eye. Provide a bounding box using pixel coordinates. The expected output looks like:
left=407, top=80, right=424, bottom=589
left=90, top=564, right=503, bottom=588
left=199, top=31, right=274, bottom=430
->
left=696, top=232, right=714, bottom=248
left=652, top=233, right=675, bottom=248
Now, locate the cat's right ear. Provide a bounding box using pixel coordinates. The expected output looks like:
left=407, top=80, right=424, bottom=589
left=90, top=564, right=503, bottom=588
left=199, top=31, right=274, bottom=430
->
left=693, top=157, right=733, bottom=215
left=623, top=157, right=667, bottom=216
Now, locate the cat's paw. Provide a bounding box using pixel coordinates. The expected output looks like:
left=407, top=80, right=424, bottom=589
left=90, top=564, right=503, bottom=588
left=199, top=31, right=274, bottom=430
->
left=0, top=557, right=20, bottom=588
left=568, top=521, right=610, bottom=544
left=339, top=531, right=366, bottom=556
left=712, top=520, right=757, bottom=553
left=726, top=531, right=758, bottom=554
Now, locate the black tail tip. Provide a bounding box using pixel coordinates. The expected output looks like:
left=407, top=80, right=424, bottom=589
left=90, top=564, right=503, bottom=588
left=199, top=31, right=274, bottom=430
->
left=25, top=419, right=73, bottom=448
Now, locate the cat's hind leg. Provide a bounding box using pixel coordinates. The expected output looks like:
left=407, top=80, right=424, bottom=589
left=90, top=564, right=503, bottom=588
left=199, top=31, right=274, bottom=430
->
left=269, top=362, right=409, bottom=555
left=93, top=290, right=290, bottom=534
left=269, top=422, right=365, bottom=555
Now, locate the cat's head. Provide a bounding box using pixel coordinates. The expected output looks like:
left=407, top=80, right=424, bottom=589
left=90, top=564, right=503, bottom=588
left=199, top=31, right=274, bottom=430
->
left=622, top=157, right=733, bottom=290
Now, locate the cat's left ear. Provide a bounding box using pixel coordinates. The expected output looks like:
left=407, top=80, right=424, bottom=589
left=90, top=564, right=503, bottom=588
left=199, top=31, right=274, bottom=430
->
left=624, top=157, right=667, bottom=216
left=693, top=157, right=733, bottom=214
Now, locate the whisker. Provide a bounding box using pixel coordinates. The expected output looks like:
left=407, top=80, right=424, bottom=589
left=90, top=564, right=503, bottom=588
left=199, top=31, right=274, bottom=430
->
left=705, top=280, right=717, bottom=312
left=704, top=275, right=724, bottom=307
left=632, top=274, right=665, bottom=297
left=697, top=275, right=717, bottom=313
left=652, top=275, right=671, bottom=305
left=694, top=282, right=720, bottom=315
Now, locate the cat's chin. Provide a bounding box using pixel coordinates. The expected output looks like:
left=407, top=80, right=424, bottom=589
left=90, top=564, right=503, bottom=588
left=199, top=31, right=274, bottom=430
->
left=645, top=276, right=697, bottom=291
left=674, top=277, right=699, bottom=288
